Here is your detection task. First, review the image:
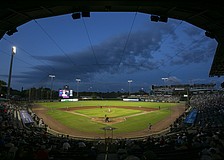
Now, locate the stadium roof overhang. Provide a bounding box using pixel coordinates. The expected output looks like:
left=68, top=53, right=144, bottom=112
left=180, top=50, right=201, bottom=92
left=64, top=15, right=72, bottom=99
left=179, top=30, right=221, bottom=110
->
left=1, top=0, right=224, bottom=77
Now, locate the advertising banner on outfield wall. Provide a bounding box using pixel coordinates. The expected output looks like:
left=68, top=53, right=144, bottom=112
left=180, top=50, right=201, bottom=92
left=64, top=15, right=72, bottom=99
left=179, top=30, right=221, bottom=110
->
left=61, top=99, right=78, bottom=102
left=123, top=98, right=139, bottom=102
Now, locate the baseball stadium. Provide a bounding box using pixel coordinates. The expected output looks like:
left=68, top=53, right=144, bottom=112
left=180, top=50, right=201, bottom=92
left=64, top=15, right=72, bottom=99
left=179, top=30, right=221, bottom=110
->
left=1, top=1, right=224, bottom=160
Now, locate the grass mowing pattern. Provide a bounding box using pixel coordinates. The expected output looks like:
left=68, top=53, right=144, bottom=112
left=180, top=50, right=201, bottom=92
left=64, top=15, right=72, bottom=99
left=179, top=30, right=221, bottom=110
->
left=75, top=108, right=142, bottom=118
left=38, top=100, right=176, bottom=109
left=47, top=110, right=106, bottom=133
left=113, top=109, right=171, bottom=133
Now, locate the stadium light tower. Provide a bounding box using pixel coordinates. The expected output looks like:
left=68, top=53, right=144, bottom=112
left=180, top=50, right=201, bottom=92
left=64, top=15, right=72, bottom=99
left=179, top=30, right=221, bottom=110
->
left=128, top=80, right=133, bottom=96
left=76, top=78, right=81, bottom=97
left=7, top=46, right=16, bottom=99
left=49, top=74, right=55, bottom=100
left=162, top=77, right=168, bottom=85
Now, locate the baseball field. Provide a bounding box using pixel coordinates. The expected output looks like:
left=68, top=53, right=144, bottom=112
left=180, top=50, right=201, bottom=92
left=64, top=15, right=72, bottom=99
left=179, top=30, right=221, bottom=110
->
left=32, top=100, right=185, bottom=138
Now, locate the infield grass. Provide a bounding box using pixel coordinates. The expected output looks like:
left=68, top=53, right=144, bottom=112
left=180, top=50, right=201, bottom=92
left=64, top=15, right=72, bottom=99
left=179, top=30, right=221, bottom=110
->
left=75, top=108, right=142, bottom=118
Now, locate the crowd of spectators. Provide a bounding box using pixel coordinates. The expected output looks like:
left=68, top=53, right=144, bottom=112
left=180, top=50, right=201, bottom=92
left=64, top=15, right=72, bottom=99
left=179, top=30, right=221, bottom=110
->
left=0, top=92, right=224, bottom=160
left=147, top=95, right=181, bottom=103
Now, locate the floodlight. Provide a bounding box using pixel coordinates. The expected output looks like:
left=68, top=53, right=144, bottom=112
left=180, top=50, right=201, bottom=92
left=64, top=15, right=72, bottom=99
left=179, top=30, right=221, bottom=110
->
left=49, top=74, right=55, bottom=100
left=76, top=78, right=81, bottom=97
left=72, top=13, right=81, bottom=19
left=150, top=15, right=160, bottom=22
left=6, top=28, right=18, bottom=36
left=49, top=74, right=55, bottom=78
left=12, top=46, right=16, bottom=55
left=76, top=78, right=81, bottom=82
left=205, top=31, right=215, bottom=39
left=128, top=80, right=133, bottom=96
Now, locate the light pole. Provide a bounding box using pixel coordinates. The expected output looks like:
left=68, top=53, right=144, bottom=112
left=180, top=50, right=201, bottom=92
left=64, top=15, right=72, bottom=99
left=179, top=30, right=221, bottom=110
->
left=7, top=46, right=16, bottom=99
left=162, top=77, right=168, bottom=85
left=76, top=78, right=81, bottom=97
left=49, top=74, right=55, bottom=100
left=141, top=87, right=144, bottom=96
left=128, top=80, right=133, bottom=96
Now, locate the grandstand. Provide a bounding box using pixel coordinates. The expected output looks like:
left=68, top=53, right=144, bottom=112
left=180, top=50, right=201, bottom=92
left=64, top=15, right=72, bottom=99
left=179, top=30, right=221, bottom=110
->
left=1, top=1, right=224, bottom=160
left=151, top=83, right=216, bottom=96
left=0, top=92, right=224, bottom=160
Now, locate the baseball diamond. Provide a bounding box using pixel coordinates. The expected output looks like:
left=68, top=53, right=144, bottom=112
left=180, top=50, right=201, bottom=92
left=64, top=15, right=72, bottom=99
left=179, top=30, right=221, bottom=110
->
left=32, top=101, right=186, bottom=138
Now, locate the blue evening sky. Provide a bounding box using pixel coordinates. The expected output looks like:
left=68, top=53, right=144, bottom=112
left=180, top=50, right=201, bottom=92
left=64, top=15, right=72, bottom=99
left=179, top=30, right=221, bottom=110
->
left=0, top=12, right=222, bottom=92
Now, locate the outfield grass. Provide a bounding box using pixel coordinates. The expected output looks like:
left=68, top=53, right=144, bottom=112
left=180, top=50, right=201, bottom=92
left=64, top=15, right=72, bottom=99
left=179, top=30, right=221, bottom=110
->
left=37, top=100, right=178, bottom=134
left=38, top=100, right=176, bottom=109
left=75, top=108, right=142, bottom=118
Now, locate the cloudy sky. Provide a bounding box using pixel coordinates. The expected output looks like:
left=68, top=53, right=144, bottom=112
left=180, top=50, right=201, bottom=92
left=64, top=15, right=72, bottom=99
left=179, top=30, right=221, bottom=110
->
left=0, top=12, right=222, bottom=92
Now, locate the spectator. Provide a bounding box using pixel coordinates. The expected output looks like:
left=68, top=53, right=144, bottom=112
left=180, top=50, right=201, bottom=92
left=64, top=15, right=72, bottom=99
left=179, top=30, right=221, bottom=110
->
left=35, top=145, right=49, bottom=160
left=78, top=141, right=86, bottom=148
left=62, top=140, right=71, bottom=151
left=8, top=143, right=18, bottom=160
left=124, top=155, right=140, bottom=160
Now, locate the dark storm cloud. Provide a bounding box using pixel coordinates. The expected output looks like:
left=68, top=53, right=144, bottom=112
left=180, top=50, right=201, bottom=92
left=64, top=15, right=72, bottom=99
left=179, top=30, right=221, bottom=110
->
left=169, top=38, right=217, bottom=65
left=0, top=74, right=37, bottom=79
left=165, top=25, right=217, bottom=66
left=24, top=22, right=176, bottom=84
